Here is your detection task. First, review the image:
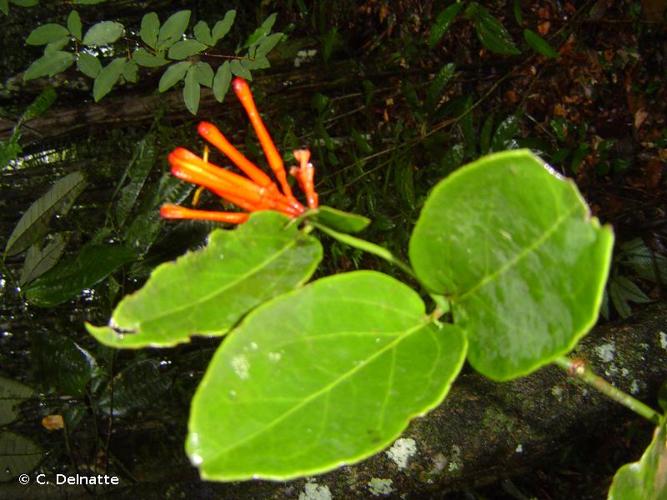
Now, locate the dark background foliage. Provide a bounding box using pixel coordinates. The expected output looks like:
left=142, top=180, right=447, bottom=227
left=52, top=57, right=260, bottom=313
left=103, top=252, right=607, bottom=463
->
left=0, top=0, right=665, bottom=498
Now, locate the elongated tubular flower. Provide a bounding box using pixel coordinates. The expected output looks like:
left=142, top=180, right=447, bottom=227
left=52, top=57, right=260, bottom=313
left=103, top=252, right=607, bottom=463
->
left=232, top=78, right=296, bottom=202
left=290, top=149, right=319, bottom=209
left=161, top=77, right=319, bottom=225
left=160, top=204, right=249, bottom=224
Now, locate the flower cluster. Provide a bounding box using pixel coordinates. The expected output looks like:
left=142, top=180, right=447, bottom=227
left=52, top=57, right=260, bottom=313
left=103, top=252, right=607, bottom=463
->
left=160, top=78, right=318, bottom=224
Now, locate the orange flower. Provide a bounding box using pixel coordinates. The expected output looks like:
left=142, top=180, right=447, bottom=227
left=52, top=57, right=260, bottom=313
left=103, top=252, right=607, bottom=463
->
left=161, top=78, right=319, bottom=225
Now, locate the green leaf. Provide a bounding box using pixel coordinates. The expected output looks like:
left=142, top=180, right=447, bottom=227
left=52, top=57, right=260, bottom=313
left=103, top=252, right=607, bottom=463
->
left=194, top=61, right=213, bottom=87
left=98, top=360, right=170, bottom=416
left=244, top=13, right=277, bottom=48
left=619, top=238, right=667, bottom=283
left=132, top=48, right=168, bottom=68
left=230, top=59, right=252, bottom=80
left=32, top=331, right=98, bottom=396
left=480, top=114, right=494, bottom=154
left=0, top=377, right=33, bottom=426
left=211, top=10, right=236, bottom=44
left=140, top=12, right=159, bottom=49
left=5, top=171, right=85, bottom=256
left=158, top=61, right=190, bottom=92
left=183, top=66, right=200, bottom=115
left=513, top=0, right=524, bottom=24
left=306, top=206, right=371, bottom=233
left=0, top=432, right=43, bottom=482
left=187, top=271, right=467, bottom=480
left=0, top=0, right=8, bottom=15
left=114, top=137, right=156, bottom=226
left=26, top=23, right=69, bottom=45
left=23, top=51, right=74, bottom=80
left=523, top=29, right=559, bottom=58
left=468, top=4, right=520, bottom=56
left=86, top=212, right=322, bottom=349
left=76, top=52, right=101, bottom=78
left=25, top=244, right=135, bottom=307
left=10, top=0, right=39, bottom=5
left=213, top=60, right=232, bottom=102
left=609, top=418, right=667, bottom=500
left=409, top=150, right=614, bottom=380
left=20, top=86, right=56, bottom=122
left=19, top=234, right=67, bottom=286
left=168, top=39, right=207, bottom=60
left=256, top=32, right=284, bottom=56
left=44, top=36, right=70, bottom=54
left=428, top=3, right=463, bottom=48
left=491, top=114, right=520, bottom=151
left=93, top=57, right=126, bottom=101
left=83, top=21, right=124, bottom=46
left=193, top=20, right=212, bottom=45
left=73, top=0, right=107, bottom=4
left=121, top=59, right=138, bottom=83
left=426, top=62, right=456, bottom=111
left=67, top=10, right=82, bottom=40
left=609, top=275, right=652, bottom=319
left=157, top=10, right=190, bottom=50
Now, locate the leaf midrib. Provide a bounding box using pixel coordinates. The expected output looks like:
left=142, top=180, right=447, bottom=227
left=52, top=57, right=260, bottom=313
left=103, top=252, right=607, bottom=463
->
left=455, top=203, right=579, bottom=301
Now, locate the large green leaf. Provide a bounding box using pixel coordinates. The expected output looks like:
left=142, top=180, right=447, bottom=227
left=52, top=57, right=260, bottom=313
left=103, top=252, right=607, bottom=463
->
left=609, top=418, right=667, bottom=500
left=25, top=243, right=136, bottom=307
left=409, top=150, right=613, bottom=380
left=0, top=432, right=43, bottom=481
left=187, top=271, right=467, bottom=481
left=19, top=233, right=67, bottom=285
left=86, top=211, right=323, bottom=349
left=0, top=377, right=33, bottom=426
left=4, top=171, right=85, bottom=256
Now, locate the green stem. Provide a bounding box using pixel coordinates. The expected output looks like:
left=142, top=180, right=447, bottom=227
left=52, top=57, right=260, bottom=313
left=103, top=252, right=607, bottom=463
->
left=554, top=356, right=661, bottom=425
left=310, top=222, right=416, bottom=280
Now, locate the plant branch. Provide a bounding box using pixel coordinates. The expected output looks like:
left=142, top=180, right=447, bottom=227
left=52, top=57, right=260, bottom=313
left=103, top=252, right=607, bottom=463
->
left=554, top=355, right=662, bottom=425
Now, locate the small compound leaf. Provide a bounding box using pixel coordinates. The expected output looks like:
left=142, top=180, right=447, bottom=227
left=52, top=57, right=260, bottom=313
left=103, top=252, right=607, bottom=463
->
left=194, top=61, right=213, bottom=87
left=121, top=59, right=138, bottom=83
left=26, top=23, right=69, bottom=45
left=212, top=10, right=236, bottom=44
left=158, top=61, right=190, bottom=92
left=44, top=36, right=70, bottom=54
left=608, top=418, right=667, bottom=500
left=67, top=10, right=82, bottom=40
left=83, top=21, right=124, bottom=46
left=86, top=211, right=323, bottom=349
left=193, top=20, right=212, bottom=45
left=255, top=32, right=284, bottom=56
left=230, top=59, right=251, bottom=80
left=5, top=171, right=85, bottom=256
left=23, top=51, right=74, bottom=80
left=19, top=233, right=67, bottom=286
left=0, top=432, right=43, bottom=481
left=93, top=57, right=126, bottom=101
left=523, top=29, right=559, bottom=58
left=168, top=39, right=208, bottom=60
left=244, top=12, right=276, bottom=48
left=157, top=9, right=190, bottom=50
left=187, top=271, right=467, bottom=480
left=409, top=150, right=614, bottom=381
left=25, top=243, right=136, bottom=307
left=428, top=3, right=463, bottom=47
left=132, top=48, right=168, bottom=68
left=32, top=331, right=98, bottom=396
left=213, top=60, right=231, bottom=102
left=140, top=12, right=159, bottom=49
left=76, top=52, right=101, bottom=78
left=183, top=66, right=200, bottom=115
left=0, top=377, right=33, bottom=426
